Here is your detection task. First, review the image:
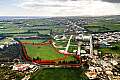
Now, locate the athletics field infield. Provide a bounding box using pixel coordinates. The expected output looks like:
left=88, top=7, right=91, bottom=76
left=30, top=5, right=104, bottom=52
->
left=20, top=39, right=76, bottom=63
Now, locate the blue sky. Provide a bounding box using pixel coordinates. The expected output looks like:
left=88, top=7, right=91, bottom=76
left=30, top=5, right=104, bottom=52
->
left=0, top=0, right=120, bottom=16
left=0, top=0, right=24, bottom=16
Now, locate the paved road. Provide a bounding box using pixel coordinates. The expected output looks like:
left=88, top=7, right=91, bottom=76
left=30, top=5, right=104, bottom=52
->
left=65, top=35, right=73, bottom=52
left=77, top=42, right=82, bottom=55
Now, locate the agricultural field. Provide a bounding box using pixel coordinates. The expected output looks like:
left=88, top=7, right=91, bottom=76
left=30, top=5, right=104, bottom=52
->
left=52, top=27, right=65, bottom=34
left=19, top=39, right=46, bottom=43
left=20, top=19, right=56, bottom=26
left=31, top=68, right=89, bottom=80
left=84, top=25, right=109, bottom=32
left=0, top=18, right=65, bottom=36
left=84, top=19, right=120, bottom=33
left=12, top=33, right=38, bottom=37
left=0, top=23, right=27, bottom=34
left=29, top=29, right=50, bottom=35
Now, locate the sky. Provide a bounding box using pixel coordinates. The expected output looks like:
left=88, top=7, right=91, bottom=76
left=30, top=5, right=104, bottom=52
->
left=0, top=0, right=120, bottom=16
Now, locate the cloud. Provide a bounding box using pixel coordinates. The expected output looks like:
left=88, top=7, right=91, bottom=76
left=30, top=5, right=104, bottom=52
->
left=18, top=0, right=120, bottom=16
left=102, top=0, right=120, bottom=3
left=21, top=2, right=75, bottom=8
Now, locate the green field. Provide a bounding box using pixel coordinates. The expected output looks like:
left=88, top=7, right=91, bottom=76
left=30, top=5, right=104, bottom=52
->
left=0, top=23, right=27, bottom=34
left=12, top=33, right=38, bottom=37
left=19, top=39, right=76, bottom=61
left=55, top=40, right=68, bottom=47
left=25, top=44, right=64, bottom=60
left=64, top=55, right=76, bottom=61
left=84, top=25, right=108, bottom=32
left=30, top=30, right=50, bottom=35
left=0, top=19, right=65, bottom=36
left=19, top=39, right=46, bottom=43
left=99, top=42, right=120, bottom=56
left=25, top=44, right=76, bottom=61
left=21, top=19, right=55, bottom=26
left=31, top=68, right=89, bottom=80
left=84, top=19, right=120, bottom=33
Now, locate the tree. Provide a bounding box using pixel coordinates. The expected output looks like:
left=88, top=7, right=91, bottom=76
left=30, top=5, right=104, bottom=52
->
left=33, top=57, right=35, bottom=60
left=36, top=57, right=40, bottom=60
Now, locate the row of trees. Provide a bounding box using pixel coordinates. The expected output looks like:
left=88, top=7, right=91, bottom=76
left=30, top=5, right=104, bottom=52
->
left=32, top=57, right=80, bottom=64
left=58, top=60, right=80, bottom=64
left=33, top=57, right=41, bottom=61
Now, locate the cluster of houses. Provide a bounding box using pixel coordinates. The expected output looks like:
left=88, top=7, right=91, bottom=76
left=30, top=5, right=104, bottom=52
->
left=93, top=32, right=120, bottom=48
left=12, top=63, right=38, bottom=73
left=93, top=32, right=120, bottom=43
left=12, top=63, right=39, bottom=80
left=85, top=52, right=120, bottom=80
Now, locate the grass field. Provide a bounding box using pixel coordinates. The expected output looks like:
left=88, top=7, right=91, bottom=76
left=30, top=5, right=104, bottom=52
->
left=0, top=19, right=65, bottom=36
left=25, top=44, right=76, bottom=61
left=29, top=29, right=50, bottom=35
left=19, top=39, right=46, bottom=43
left=12, top=33, right=38, bottom=37
left=64, top=55, right=76, bottom=61
left=25, top=44, right=65, bottom=60
left=22, top=19, right=55, bottom=26
left=31, top=68, right=89, bottom=80
left=84, top=20, right=120, bottom=33
left=0, top=23, right=27, bottom=34
left=20, top=38, right=76, bottom=61
left=84, top=24, right=109, bottom=32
